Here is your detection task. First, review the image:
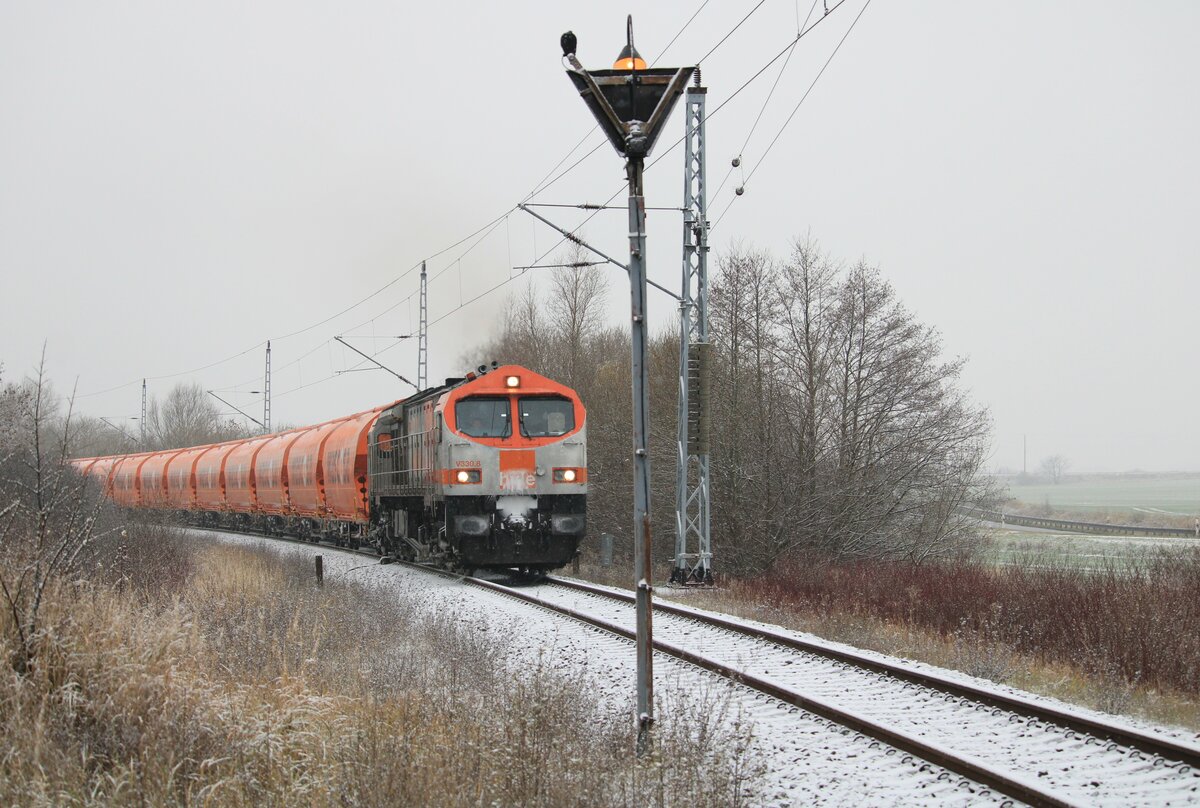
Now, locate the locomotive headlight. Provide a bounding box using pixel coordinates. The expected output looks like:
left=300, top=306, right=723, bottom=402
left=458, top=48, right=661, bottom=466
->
left=455, top=469, right=481, bottom=484
left=505, top=375, right=521, bottom=388
left=553, top=467, right=583, bottom=483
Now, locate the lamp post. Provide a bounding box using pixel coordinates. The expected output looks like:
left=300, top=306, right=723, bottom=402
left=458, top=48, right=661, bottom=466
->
left=561, top=17, right=694, bottom=751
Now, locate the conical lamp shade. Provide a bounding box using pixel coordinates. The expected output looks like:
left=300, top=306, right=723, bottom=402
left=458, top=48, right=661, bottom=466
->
left=613, top=44, right=647, bottom=70
left=566, top=66, right=695, bottom=158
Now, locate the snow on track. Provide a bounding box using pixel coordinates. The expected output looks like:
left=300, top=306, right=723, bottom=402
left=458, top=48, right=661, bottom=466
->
left=533, top=579, right=1200, bottom=807
left=197, top=530, right=1010, bottom=806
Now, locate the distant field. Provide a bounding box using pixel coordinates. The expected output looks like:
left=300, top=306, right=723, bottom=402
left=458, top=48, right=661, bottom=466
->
left=981, top=527, right=1200, bottom=571
left=1003, top=475, right=1200, bottom=516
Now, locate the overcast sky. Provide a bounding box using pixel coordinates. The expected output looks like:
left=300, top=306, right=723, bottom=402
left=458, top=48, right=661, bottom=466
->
left=2, top=1, right=1197, bottom=473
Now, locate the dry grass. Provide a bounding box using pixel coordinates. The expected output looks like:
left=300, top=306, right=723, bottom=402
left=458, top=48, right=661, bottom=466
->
left=1, top=534, right=758, bottom=807
left=573, top=556, right=1200, bottom=731
left=751, top=552, right=1200, bottom=694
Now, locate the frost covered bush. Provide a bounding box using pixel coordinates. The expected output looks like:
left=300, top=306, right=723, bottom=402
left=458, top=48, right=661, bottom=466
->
left=0, top=533, right=758, bottom=807
left=746, top=550, right=1200, bottom=697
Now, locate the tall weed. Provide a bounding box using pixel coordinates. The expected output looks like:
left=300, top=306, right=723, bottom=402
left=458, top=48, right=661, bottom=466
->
left=1, top=532, right=757, bottom=807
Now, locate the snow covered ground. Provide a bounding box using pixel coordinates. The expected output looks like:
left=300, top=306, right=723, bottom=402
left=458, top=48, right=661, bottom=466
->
left=197, top=531, right=1199, bottom=806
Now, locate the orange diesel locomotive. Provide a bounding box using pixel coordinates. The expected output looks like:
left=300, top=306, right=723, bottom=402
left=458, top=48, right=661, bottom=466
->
left=74, top=365, right=588, bottom=573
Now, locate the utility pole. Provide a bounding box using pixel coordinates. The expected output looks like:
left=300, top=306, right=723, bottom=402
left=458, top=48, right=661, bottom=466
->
left=264, top=341, right=272, bottom=433
left=672, top=73, right=713, bottom=587
left=140, top=379, right=147, bottom=448
left=418, top=261, right=428, bottom=390
left=562, top=18, right=694, bottom=753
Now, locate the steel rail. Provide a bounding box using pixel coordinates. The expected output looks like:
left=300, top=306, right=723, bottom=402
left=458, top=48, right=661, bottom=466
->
left=181, top=527, right=1194, bottom=806
left=546, top=575, right=1200, bottom=771
left=463, top=574, right=1076, bottom=808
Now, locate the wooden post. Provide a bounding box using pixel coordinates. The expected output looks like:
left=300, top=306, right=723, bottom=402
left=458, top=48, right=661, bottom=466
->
left=315, top=555, right=324, bottom=587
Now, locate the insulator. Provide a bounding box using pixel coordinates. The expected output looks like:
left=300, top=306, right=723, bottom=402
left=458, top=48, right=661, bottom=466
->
left=735, top=186, right=745, bottom=196
left=731, top=156, right=741, bottom=168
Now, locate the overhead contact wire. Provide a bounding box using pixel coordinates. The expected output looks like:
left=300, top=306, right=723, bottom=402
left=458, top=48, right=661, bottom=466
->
left=81, top=0, right=780, bottom=402
left=712, top=0, right=874, bottom=231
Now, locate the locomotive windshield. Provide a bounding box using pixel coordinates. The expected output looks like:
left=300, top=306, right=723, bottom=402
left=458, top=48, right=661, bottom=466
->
left=518, top=396, right=575, bottom=437
left=455, top=397, right=511, bottom=438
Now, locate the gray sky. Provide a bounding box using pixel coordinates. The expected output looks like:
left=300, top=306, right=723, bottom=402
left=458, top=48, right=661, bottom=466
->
left=2, top=1, right=1197, bottom=473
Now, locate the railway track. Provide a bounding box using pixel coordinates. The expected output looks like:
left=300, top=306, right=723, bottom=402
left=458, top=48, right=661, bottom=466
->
left=531, top=577, right=1200, bottom=806
left=191, top=527, right=1200, bottom=807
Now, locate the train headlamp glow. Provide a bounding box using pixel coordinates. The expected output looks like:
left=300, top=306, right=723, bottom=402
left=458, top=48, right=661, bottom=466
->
left=505, top=375, right=521, bottom=388
left=553, top=467, right=583, bottom=483
left=455, top=469, right=481, bottom=484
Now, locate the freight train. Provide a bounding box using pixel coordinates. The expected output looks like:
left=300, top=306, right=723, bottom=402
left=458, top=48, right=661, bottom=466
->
left=72, top=364, right=587, bottom=574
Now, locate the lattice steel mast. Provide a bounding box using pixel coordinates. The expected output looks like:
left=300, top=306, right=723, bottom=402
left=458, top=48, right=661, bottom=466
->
left=418, top=260, right=428, bottom=390
left=671, top=75, right=713, bottom=586
left=140, top=378, right=147, bottom=448
left=263, top=341, right=272, bottom=433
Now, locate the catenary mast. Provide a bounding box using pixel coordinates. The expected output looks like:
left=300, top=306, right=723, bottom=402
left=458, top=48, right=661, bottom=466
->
left=672, top=73, right=713, bottom=586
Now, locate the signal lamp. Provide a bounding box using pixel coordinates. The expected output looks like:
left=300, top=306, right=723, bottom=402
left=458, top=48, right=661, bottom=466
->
left=455, top=469, right=481, bottom=484
left=562, top=16, right=694, bottom=159
left=613, top=43, right=646, bottom=71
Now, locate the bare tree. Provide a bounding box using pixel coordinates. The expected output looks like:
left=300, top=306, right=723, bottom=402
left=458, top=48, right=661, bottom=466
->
left=705, top=243, right=991, bottom=568
left=497, top=280, right=551, bottom=374
left=546, top=243, right=608, bottom=392
left=1039, top=454, right=1070, bottom=485
left=144, top=382, right=247, bottom=450
left=70, top=414, right=141, bottom=458
left=709, top=245, right=792, bottom=570
left=0, top=352, right=105, bottom=674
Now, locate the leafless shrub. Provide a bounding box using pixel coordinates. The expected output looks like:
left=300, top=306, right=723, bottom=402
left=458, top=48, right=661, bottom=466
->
left=0, top=352, right=109, bottom=674
left=747, top=549, right=1200, bottom=697
left=0, top=533, right=759, bottom=806
left=951, top=617, right=1022, bottom=684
